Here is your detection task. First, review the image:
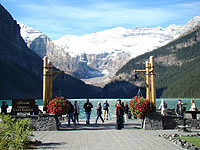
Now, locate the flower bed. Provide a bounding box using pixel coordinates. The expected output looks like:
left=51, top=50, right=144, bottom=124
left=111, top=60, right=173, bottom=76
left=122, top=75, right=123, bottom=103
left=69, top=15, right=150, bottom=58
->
left=129, top=96, right=152, bottom=119
left=47, top=97, right=70, bottom=116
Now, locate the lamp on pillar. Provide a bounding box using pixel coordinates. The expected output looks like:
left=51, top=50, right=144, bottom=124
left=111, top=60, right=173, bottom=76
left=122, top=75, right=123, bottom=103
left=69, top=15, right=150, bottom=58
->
left=134, top=56, right=156, bottom=111
left=134, top=72, right=139, bottom=80
left=42, top=56, right=66, bottom=114
left=59, top=73, right=66, bottom=80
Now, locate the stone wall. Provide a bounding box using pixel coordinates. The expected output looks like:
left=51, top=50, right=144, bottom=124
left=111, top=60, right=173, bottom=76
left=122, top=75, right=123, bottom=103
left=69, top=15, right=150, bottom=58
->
left=143, top=112, right=163, bottom=130
left=143, top=111, right=200, bottom=130
left=12, top=115, right=59, bottom=131
left=185, top=119, right=200, bottom=129
left=162, top=115, right=184, bottom=129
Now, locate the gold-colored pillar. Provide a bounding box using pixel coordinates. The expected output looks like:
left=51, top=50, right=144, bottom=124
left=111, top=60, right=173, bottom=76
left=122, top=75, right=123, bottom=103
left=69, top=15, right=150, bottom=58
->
left=43, top=56, right=48, bottom=112
left=145, top=61, right=150, bottom=101
left=48, top=62, right=53, bottom=100
left=150, top=56, right=156, bottom=110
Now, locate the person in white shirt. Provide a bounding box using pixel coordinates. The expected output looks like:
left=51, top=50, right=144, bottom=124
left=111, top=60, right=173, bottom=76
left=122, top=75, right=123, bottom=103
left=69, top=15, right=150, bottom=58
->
left=159, top=99, right=167, bottom=116
left=190, top=100, right=197, bottom=119
left=190, top=100, right=197, bottom=111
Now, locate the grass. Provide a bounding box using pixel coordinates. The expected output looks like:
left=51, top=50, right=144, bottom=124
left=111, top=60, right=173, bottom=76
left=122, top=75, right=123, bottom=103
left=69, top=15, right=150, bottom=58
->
left=179, top=136, right=200, bottom=147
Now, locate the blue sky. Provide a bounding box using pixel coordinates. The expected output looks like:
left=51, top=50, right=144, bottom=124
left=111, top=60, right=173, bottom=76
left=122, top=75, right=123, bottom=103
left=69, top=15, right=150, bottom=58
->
left=1, top=0, right=200, bottom=40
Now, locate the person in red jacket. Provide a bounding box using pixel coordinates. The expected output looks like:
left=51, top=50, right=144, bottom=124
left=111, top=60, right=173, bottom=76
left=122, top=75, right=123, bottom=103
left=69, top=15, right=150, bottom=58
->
left=115, top=99, right=124, bottom=130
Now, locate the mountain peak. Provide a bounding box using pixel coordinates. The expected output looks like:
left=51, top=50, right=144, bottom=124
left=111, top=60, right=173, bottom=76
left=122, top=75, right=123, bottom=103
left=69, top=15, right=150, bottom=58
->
left=18, top=23, right=44, bottom=43
left=184, top=16, right=200, bottom=29
left=189, top=16, right=200, bottom=23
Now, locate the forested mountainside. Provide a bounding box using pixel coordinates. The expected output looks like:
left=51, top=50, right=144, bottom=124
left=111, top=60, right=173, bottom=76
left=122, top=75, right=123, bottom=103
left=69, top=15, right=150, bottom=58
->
left=116, top=25, right=200, bottom=98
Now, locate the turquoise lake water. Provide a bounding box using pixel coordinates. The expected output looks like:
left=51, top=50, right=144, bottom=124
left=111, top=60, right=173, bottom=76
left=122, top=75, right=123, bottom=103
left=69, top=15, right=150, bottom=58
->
left=1, top=98, right=200, bottom=119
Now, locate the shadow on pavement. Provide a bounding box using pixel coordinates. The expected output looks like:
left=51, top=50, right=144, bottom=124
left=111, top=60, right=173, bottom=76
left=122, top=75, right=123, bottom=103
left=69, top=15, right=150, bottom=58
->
left=37, top=142, right=66, bottom=149
left=59, top=120, right=142, bottom=131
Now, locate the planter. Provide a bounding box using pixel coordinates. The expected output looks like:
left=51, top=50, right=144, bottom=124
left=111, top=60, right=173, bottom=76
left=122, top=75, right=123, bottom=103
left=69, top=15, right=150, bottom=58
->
left=47, top=97, right=70, bottom=116
left=129, top=96, right=152, bottom=119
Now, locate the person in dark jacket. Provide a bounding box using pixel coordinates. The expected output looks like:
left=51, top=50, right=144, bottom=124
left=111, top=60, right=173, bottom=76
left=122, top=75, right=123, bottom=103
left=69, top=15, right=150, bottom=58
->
left=95, top=102, right=104, bottom=124
left=176, top=100, right=186, bottom=117
left=83, top=99, right=93, bottom=124
left=1, top=101, right=8, bottom=114
left=103, top=100, right=110, bottom=120
left=115, top=99, right=124, bottom=130
left=121, top=102, right=125, bottom=128
left=67, top=101, right=75, bottom=126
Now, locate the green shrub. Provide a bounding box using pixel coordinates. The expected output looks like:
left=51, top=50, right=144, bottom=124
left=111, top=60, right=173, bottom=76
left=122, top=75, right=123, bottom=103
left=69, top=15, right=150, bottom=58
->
left=0, top=115, right=33, bottom=149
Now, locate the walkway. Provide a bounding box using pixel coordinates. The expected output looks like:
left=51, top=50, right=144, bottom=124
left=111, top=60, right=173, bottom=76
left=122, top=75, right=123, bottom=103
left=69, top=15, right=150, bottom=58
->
left=33, top=119, right=185, bottom=150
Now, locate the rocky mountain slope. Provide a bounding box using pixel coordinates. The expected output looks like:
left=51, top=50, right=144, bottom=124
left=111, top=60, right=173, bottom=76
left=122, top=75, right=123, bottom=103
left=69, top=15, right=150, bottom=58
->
left=0, top=4, right=101, bottom=99
left=115, top=24, right=200, bottom=98
left=0, top=4, right=43, bottom=99
left=19, top=23, right=102, bottom=79
left=20, top=17, right=200, bottom=87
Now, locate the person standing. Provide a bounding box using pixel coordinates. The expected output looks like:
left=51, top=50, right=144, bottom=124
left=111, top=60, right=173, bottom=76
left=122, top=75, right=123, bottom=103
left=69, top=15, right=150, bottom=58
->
left=121, top=102, right=125, bottom=128
left=95, top=102, right=104, bottom=124
left=74, top=101, right=80, bottom=125
left=176, top=100, right=185, bottom=117
left=159, top=99, right=168, bottom=116
left=83, top=99, right=93, bottom=125
left=33, top=105, right=42, bottom=115
left=190, top=100, right=197, bottom=119
left=103, top=100, right=110, bottom=120
left=67, top=101, right=75, bottom=126
left=124, top=102, right=129, bottom=121
left=115, top=99, right=124, bottom=130
left=1, top=101, right=8, bottom=114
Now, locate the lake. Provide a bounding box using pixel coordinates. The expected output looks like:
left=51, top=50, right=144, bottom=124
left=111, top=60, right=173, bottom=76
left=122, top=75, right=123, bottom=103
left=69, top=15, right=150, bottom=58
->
left=1, top=98, right=200, bottom=119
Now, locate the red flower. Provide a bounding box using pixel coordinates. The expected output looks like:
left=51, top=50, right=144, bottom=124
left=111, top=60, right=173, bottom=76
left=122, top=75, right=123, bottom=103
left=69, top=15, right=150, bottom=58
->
left=47, top=96, right=70, bottom=116
left=129, top=96, right=152, bottom=119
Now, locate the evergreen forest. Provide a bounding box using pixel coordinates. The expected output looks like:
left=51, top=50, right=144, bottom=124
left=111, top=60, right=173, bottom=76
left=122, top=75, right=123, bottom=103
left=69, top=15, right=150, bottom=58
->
left=116, top=27, right=200, bottom=98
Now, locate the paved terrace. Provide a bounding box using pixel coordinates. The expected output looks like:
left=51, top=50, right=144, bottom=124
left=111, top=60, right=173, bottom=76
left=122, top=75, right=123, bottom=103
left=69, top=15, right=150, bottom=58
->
left=33, top=119, right=191, bottom=150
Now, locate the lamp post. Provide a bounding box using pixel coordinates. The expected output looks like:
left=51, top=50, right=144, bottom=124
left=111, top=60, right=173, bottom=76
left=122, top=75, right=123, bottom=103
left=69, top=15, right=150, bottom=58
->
left=146, top=61, right=150, bottom=101
left=150, top=56, right=156, bottom=109
left=48, top=62, right=53, bottom=100
left=42, top=56, right=65, bottom=114
left=134, top=56, right=156, bottom=111
left=43, top=56, right=48, bottom=113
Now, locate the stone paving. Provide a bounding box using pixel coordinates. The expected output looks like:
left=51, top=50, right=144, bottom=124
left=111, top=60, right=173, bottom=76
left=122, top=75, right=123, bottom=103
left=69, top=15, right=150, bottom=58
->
left=32, top=119, right=188, bottom=150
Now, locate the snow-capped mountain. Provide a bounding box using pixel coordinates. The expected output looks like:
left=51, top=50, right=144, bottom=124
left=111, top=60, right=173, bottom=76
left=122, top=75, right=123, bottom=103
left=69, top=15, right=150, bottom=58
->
left=53, top=16, right=200, bottom=58
left=19, top=23, right=103, bottom=79
left=19, top=16, right=200, bottom=86
left=19, top=23, right=43, bottom=43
